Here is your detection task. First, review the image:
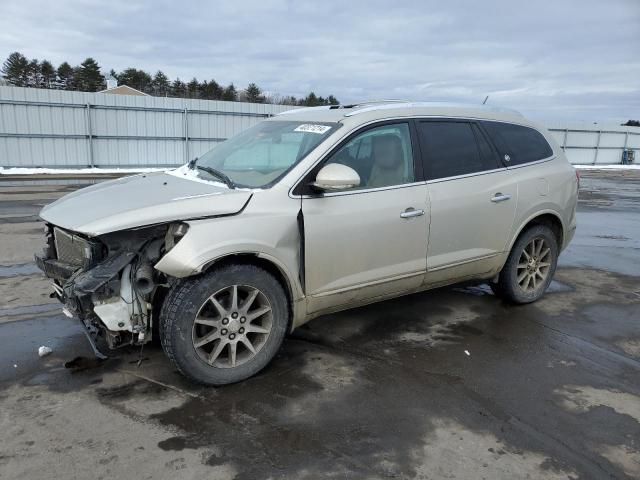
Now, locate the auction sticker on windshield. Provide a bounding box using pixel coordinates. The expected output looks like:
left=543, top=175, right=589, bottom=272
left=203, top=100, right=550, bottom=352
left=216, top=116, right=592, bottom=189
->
left=294, top=124, right=332, bottom=134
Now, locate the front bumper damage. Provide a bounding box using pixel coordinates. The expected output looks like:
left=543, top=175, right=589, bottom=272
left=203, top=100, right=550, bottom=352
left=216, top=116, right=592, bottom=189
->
left=35, top=224, right=179, bottom=354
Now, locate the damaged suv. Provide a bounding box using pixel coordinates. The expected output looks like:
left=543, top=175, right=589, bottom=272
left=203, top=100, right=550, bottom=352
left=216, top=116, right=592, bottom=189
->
left=36, top=102, right=578, bottom=385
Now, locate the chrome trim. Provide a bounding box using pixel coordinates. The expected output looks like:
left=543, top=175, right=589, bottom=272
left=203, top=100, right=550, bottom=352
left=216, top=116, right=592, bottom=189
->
left=288, top=115, right=552, bottom=197
left=400, top=208, right=425, bottom=218
left=427, top=252, right=501, bottom=272
left=310, top=270, right=425, bottom=298
left=491, top=194, right=512, bottom=203
left=425, top=167, right=507, bottom=184
left=505, top=156, right=555, bottom=170
left=299, top=181, right=427, bottom=199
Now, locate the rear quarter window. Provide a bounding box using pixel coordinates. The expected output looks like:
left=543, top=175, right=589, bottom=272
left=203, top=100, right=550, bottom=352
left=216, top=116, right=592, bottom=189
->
left=481, top=121, right=553, bottom=166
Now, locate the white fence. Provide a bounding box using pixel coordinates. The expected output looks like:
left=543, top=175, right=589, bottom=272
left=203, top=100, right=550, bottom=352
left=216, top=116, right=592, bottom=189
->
left=547, top=123, right=640, bottom=165
left=0, top=86, right=292, bottom=168
left=0, top=86, right=638, bottom=168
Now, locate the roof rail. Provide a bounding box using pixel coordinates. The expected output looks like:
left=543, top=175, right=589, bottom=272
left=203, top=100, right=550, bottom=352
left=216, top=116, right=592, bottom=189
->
left=276, top=101, right=522, bottom=118
left=331, top=99, right=410, bottom=109
left=343, top=101, right=523, bottom=117
left=277, top=100, right=409, bottom=116
left=276, top=105, right=332, bottom=116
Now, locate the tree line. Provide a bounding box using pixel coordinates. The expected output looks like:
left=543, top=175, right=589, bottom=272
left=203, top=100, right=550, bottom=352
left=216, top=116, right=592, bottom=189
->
left=1, top=52, right=339, bottom=106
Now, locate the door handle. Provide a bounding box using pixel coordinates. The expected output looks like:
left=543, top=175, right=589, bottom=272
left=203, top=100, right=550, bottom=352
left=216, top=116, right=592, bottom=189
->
left=491, top=193, right=512, bottom=203
left=400, top=208, right=425, bottom=219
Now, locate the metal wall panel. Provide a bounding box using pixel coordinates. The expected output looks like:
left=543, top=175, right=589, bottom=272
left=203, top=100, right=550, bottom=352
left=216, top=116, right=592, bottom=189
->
left=2, top=86, right=639, bottom=167
left=0, top=86, right=292, bottom=168
left=548, top=125, right=640, bottom=165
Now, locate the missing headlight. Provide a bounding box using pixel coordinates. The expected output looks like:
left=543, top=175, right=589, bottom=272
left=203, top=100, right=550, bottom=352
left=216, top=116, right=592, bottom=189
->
left=165, top=222, right=189, bottom=252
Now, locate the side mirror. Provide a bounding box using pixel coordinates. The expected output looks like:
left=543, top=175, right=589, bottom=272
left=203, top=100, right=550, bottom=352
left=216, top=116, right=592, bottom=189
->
left=312, top=164, right=360, bottom=191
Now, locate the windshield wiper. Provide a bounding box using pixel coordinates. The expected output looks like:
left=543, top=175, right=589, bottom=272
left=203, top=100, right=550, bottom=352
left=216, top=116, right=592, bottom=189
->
left=196, top=165, right=236, bottom=189
left=188, top=157, right=235, bottom=189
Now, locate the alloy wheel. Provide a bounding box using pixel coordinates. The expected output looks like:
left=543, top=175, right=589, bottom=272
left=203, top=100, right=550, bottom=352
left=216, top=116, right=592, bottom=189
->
left=192, top=284, right=273, bottom=368
left=516, top=237, right=552, bottom=292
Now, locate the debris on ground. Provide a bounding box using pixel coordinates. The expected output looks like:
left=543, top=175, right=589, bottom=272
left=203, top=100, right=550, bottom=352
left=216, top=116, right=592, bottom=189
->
left=38, top=346, right=53, bottom=357
left=64, top=356, right=105, bottom=372
left=464, top=350, right=471, bottom=356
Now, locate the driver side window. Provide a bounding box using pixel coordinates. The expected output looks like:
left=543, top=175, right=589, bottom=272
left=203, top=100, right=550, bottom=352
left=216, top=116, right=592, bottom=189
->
left=326, top=123, right=414, bottom=189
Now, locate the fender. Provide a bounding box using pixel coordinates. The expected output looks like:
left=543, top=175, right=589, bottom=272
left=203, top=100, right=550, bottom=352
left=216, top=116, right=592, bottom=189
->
left=154, top=213, right=304, bottom=301
left=506, top=207, right=566, bottom=254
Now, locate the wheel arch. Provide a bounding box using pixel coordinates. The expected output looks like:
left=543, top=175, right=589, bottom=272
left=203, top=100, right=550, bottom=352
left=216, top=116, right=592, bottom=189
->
left=199, top=252, right=301, bottom=332
left=508, top=211, right=564, bottom=254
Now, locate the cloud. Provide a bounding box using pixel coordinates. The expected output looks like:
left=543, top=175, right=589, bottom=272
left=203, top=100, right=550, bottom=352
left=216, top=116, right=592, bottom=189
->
left=1, top=0, right=638, bottom=122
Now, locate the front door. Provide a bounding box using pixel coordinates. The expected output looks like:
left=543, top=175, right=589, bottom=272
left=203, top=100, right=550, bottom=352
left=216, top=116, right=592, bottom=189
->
left=301, top=122, right=429, bottom=313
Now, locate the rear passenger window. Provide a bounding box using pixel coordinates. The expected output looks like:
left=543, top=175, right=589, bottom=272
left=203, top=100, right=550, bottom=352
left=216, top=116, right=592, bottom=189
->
left=417, top=121, right=501, bottom=180
left=481, top=121, right=553, bottom=165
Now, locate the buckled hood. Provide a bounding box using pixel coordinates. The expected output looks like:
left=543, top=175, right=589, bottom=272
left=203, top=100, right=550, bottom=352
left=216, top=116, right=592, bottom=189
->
left=39, top=170, right=252, bottom=236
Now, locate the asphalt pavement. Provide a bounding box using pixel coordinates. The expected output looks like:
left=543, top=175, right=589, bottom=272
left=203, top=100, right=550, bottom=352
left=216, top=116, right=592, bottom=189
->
left=0, top=170, right=638, bottom=479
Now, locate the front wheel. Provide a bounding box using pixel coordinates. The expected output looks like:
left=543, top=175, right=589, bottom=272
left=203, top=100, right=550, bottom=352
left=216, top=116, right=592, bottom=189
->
left=160, top=264, right=289, bottom=385
left=491, top=225, right=558, bottom=304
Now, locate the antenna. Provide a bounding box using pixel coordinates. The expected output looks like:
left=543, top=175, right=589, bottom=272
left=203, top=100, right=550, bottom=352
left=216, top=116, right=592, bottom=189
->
left=482, top=95, right=489, bottom=105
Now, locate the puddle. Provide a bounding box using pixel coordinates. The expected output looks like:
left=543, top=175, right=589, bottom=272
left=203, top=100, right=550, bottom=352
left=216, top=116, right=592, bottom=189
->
left=0, top=303, right=60, bottom=318
left=0, top=262, right=41, bottom=278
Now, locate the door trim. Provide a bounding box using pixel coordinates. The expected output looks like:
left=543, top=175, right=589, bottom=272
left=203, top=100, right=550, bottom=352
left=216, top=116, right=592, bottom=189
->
left=309, top=270, right=426, bottom=298
left=427, top=252, right=500, bottom=272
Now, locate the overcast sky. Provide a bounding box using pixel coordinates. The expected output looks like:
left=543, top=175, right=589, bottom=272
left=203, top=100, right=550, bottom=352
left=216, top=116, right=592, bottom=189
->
left=1, top=0, right=638, bottom=123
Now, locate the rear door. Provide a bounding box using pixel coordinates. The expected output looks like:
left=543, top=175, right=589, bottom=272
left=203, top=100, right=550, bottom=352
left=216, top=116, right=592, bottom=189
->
left=416, top=119, right=518, bottom=276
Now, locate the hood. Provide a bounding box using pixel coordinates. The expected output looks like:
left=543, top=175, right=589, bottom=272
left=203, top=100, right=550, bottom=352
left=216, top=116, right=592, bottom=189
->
left=40, top=170, right=252, bottom=236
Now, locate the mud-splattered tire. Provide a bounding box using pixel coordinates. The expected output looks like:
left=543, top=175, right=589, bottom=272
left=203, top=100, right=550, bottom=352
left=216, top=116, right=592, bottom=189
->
left=491, top=225, right=558, bottom=304
left=160, top=264, right=289, bottom=386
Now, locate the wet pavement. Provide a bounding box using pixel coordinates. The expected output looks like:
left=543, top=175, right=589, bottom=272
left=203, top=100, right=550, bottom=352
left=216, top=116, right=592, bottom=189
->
left=0, top=170, right=638, bottom=479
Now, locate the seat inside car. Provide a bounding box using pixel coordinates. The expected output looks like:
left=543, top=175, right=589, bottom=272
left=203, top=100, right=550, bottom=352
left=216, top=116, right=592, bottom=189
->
left=367, top=134, right=407, bottom=188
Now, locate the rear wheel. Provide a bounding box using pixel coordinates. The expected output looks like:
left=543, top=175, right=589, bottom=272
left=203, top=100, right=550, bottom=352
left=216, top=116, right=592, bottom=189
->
left=160, top=264, right=289, bottom=385
left=492, top=225, right=558, bottom=304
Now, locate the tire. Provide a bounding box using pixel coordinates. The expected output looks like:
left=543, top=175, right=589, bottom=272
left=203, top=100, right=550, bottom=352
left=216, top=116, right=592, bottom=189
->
left=492, top=225, right=558, bottom=304
left=160, top=264, right=289, bottom=386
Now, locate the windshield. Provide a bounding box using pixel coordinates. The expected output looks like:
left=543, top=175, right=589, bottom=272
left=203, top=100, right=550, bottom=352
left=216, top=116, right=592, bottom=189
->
left=195, top=120, right=339, bottom=188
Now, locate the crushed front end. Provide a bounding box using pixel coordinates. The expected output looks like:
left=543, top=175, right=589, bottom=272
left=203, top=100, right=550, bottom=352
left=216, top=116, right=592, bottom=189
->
left=35, top=223, right=187, bottom=354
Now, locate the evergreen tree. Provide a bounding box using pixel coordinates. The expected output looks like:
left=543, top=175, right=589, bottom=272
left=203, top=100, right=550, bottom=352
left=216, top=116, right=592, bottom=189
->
left=0, top=52, right=339, bottom=103
left=171, top=78, right=187, bottom=98
left=117, top=68, right=152, bottom=92
left=199, top=79, right=223, bottom=100
left=327, top=95, right=339, bottom=105
left=222, top=83, right=237, bottom=101
left=199, top=80, right=210, bottom=99
left=152, top=70, right=170, bottom=96
left=57, top=62, right=75, bottom=89
left=27, top=59, right=41, bottom=87
left=2, top=52, right=29, bottom=86
left=302, top=92, right=319, bottom=106
left=76, top=57, right=104, bottom=91
left=245, top=83, right=264, bottom=103
left=187, top=77, right=200, bottom=98
left=72, top=66, right=83, bottom=90
left=40, top=60, right=55, bottom=88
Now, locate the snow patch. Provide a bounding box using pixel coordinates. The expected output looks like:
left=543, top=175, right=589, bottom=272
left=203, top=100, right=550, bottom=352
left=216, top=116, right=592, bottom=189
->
left=574, top=164, right=640, bottom=170
left=0, top=167, right=170, bottom=175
